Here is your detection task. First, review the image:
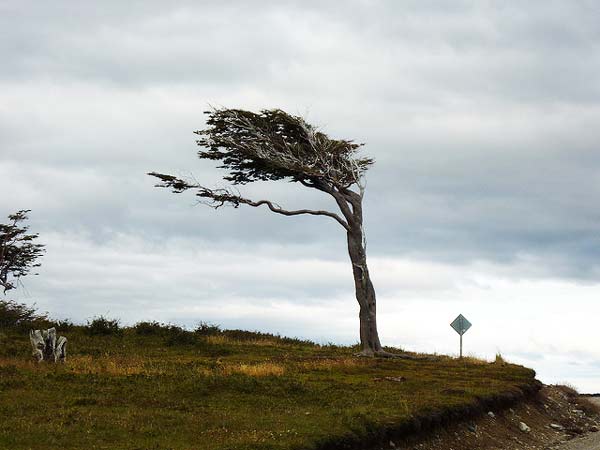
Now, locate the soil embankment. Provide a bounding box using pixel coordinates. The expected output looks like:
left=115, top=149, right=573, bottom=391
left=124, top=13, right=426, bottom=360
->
left=554, top=398, right=600, bottom=450
left=384, top=386, right=600, bottom=450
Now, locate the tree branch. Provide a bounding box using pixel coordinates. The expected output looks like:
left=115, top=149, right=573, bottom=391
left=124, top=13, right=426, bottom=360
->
left=148, top=172, right=349, bottom=230
left=307, top=180, right=355, bottom=226
left=241, top=198, right=349, bottom=230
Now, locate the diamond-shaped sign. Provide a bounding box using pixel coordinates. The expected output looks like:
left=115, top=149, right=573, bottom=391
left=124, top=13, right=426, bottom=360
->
left=450, top=314, right=471, bottom=336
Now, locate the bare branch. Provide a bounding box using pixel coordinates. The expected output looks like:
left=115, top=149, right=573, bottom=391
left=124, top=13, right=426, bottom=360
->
left=148, top=172, right=349, bottom=230
left=242, top=198, right=349, bottom=230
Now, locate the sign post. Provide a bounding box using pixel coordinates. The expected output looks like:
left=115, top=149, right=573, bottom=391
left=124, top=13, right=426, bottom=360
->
left=450, top=314, right=472, bottom=358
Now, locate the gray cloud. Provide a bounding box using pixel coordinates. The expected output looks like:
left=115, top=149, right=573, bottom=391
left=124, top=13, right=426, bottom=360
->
left=2, top=0, right=600, bottom=277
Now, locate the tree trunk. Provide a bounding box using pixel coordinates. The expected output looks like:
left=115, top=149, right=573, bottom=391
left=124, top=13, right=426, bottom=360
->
left=346, top=219, right=383, bottom=356
left=29, top=327, right=67, bottom=363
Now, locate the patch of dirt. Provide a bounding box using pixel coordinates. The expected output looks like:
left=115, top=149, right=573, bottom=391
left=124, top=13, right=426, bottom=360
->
left=382, top=386, right=600, bottom=450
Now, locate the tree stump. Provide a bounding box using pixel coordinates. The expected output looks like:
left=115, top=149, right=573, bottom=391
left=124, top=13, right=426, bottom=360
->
left=29, top=327, right=67, bottom=363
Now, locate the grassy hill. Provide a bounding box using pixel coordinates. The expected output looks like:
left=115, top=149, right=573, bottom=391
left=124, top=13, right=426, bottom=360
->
left=0, top=317, right=537, bottom=450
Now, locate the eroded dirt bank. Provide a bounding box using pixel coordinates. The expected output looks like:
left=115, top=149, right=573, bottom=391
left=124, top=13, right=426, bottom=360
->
left=376, top=386, right=600, bottom=450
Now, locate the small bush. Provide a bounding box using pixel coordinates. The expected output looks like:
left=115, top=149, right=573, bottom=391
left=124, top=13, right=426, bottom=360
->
left=219, top=328, right=312, bottom=346
left=279, top=335, right=314, bottom=346
left=195, top=322, right=221, bottom=336
left=51, top=318, right=77, bottom=332
left=133, top=321, right=167, bottom=335
left=0, top=300, right=48, bottom=329
left=222, top=329, right=273, bottom=341
left=165, top=326, right=197, bottom=346
left=86, top=316, right=122, bottom=336
left=556, top=383, right=579, bottom=398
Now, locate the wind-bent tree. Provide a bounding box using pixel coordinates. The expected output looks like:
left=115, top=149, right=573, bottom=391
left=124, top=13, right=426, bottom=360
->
left=0, top=210, right=45, bottom=293
left=149, top=108, right=387, bottom=356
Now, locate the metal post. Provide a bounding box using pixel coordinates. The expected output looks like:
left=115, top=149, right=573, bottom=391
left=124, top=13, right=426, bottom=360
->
left=451, top=314, right=471, bottom=360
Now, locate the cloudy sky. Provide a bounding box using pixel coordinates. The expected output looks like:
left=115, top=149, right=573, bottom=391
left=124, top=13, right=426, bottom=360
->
left=2, top=1, right=600, bottom=392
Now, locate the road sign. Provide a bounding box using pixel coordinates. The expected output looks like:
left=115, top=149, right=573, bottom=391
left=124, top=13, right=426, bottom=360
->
left=450, top=314, right=471, bottom=336
left=450, top=314, right=471, bottom=358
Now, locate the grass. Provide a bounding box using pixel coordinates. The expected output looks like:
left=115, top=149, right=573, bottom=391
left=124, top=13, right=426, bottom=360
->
left=0, top=323, right=537, bottom=450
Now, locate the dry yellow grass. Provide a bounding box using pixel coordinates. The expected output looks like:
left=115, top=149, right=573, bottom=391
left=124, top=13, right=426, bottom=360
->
left=203, top=335, right=232, bottom=345
left=0, top=354, right=157, bottom=375
left=224, top=362, right=285, bottom=377
left=297, top=357, right=361, bottom=371
left=1, top=353, right=285, bottom=378
left=65, top=355, right=166, bottom=376
left=204, top=335, right=279, bottom=347
left=460, top=355, right=490, bottom=365
left=195, top=361, right=286, bottom=377
left=0, top=357, right=38, bottom=370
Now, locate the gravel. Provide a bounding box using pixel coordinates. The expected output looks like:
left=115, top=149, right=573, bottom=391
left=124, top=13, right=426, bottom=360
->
left=553, top=431, right=600, bottom=450
left=553, top=398, right=600, bottom=450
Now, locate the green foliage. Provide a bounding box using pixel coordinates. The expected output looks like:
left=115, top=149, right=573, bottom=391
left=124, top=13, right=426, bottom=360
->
left=0, top=299, right=48, bottom=330
left=164, top=325, right=197, bottom=346
left=148, top=108, right=372, bottom=216
left=222, top=328, right=312, bottom=346
left=195, top=321, right=221, bottom=336
left=195, top=108, right=371, bottom=185
left=0, top=210, right=45, bottom=293
left=85, top=316, right=122, bottom=336
left=50, top=318, right=77, bottom=332
left=133, top=321, right=210, bottom=346
left=133, top=320, right=167, bottom=335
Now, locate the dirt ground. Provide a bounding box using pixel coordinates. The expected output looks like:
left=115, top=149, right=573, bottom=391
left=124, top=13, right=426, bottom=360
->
left=382, top=386, right=600, bottom=450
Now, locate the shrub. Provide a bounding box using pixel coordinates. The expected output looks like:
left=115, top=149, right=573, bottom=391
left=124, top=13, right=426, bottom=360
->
left=195, top=322, right=221, bottom=336
left=51, top=318, right=77, bottom=332
left=222, top=329, right=272, bottom=341
left=0, top=299, right=48, bottom=330
left=133, top=321, right=167, bottom=335
left=279, top=335, right=314, bottom=346
left=165, top=326, right=197, bottom=346
left=86, top=316, right=122, bottom=336
left=556, top=383, right=579, bottom=398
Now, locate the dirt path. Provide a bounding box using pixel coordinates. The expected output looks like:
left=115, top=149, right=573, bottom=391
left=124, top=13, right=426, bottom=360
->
left=553, top=432, right=600, bottom=450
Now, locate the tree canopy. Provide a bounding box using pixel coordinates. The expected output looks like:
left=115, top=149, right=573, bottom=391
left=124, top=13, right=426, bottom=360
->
left=197, top=108, right=372, bottom=186
left=149, top=108, right=372, bottom=230
left=150, top=108, right=387, bottom=356
left=0, top=210, right=45, bottom=293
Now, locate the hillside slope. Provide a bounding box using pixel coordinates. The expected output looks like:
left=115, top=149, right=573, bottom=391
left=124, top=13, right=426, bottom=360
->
left=390, top=385, right=600, bottom=450
left=0, top=324, right=537, bottom=450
